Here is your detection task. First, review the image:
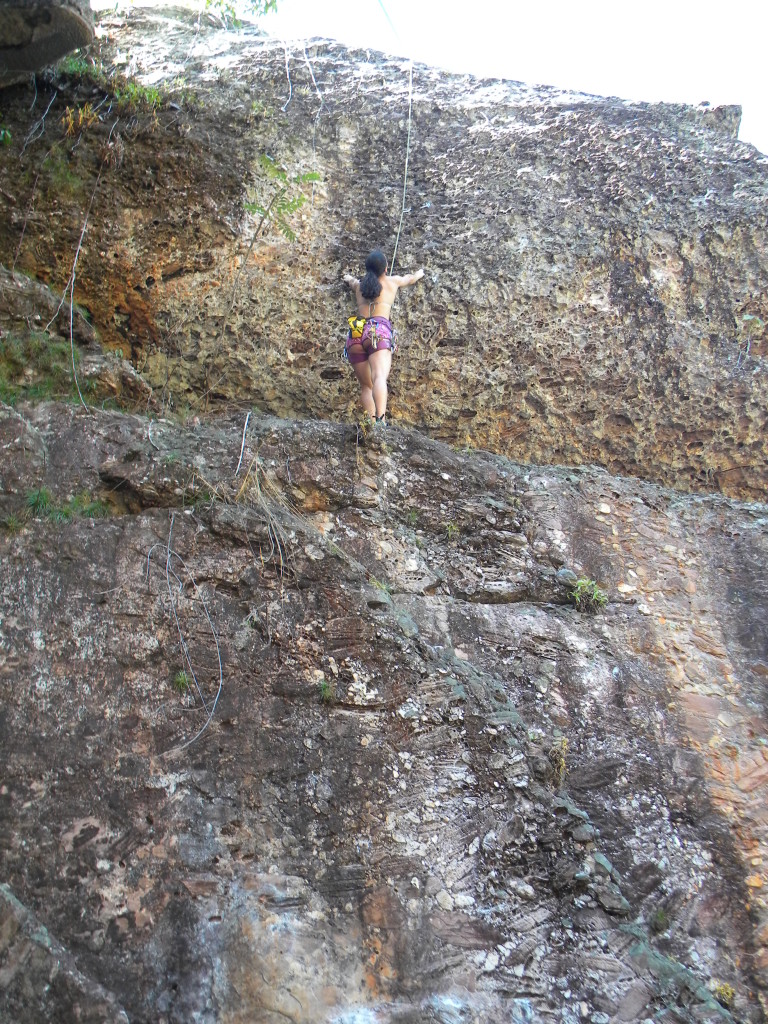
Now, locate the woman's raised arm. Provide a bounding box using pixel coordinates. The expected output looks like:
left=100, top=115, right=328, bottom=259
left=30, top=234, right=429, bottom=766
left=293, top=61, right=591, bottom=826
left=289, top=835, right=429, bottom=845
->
left=391, top=268, right=425, bottom=288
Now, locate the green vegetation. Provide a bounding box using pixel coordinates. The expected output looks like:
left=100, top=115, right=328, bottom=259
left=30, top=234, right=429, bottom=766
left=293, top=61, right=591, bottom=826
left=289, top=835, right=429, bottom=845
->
left=326, top=540, right=345, bottom=561
left=248, top=98, right=272, bottom=124
left=1, top=513, right=23, bottom=535
left=57, top=54, right=96, bottom=79
left=319, top=677, right=335, bottom=705
left=24, top=487, right=110, bottom=524
left=356, top=410, right=374, bottom=443
left=69, top=491, right=110, bottom=518
left=650, top=907, right=670, bottom=934
left=245, top=155, right=321, bottom=242
left=0, top=330, right=80, bottom=404
left=712, top=981, right=735, bottom=1009
left=112, top=80, right=162, bottom=115
left=56, top=54, right=165, bottom=117
left=0, top=124, right=11, bottom=146
left=182, top=475, right=217, bottom=511
left=569, top=577, right=608, bottom=613
left=165, top=400, right=194, bottom=426
left=47, top=504, right=73, bottom=524
left=173, top=670, right=191, bottom=693
left=44, top=147, right=83, bottom=192
left=444, top=521, right=459, bottom=539
left=26, top=487, right=55, bottom=518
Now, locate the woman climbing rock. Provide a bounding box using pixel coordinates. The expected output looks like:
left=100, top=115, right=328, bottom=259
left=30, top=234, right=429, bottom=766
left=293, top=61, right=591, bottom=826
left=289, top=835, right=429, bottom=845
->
left=344, top=250, right=424, bottom=426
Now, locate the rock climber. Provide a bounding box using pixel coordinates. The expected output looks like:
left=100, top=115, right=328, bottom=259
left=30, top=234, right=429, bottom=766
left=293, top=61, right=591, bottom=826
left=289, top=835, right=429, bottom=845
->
left=343, top=250, right=424, bottom=425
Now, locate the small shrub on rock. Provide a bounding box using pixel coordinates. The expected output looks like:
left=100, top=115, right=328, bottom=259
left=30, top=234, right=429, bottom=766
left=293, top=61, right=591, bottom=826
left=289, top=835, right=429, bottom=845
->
left=570, top=578, right=608, bottom=613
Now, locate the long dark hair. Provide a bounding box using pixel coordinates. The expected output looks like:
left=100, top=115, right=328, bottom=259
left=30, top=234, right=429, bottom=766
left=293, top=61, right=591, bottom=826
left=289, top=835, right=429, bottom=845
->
left=360, top=250, right=387, bottom=300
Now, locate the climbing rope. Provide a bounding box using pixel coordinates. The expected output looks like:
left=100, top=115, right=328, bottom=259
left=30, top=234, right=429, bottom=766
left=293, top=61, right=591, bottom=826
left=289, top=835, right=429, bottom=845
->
left=374, top=0, right=413, bottom=273
left=390, top=58, right=413, bottom=274
left=303, top=45, right=325, bottom=206
left=281, top=43, right=293, bottom=111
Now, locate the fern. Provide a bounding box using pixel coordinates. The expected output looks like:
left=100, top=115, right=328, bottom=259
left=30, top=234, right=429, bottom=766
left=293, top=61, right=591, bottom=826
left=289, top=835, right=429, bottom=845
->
left=245, top=156, right=321, bottom=241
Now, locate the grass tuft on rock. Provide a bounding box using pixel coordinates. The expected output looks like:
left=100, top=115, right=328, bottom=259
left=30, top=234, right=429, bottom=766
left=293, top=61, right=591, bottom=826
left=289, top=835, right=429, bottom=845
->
left=569, top=577, right=608, bottom=613
left=0, top=331, right=80, bottom=405
left=23, top=488, right=112, bottom=524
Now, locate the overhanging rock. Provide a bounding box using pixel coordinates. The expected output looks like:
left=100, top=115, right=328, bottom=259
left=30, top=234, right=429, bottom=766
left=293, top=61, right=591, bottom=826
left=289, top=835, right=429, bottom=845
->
left=0, top=0, right=93, bottom=86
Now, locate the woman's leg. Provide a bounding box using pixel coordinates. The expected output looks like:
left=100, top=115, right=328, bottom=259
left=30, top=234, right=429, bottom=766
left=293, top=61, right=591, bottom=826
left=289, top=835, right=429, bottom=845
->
left=368, top=349, right=392, bottom=419
left=351, top=358, right=376, bottom=416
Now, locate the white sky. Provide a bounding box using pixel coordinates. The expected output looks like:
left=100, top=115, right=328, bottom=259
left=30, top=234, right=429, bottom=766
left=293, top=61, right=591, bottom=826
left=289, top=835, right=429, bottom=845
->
left=260, top=0, right=768, bottom=155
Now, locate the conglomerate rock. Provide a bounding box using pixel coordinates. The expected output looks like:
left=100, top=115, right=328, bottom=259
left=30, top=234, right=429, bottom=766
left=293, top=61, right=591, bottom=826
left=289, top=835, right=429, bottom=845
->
left=0, top=5, right=765, bottom=500
left=0, top=399, right=767, bottom=1022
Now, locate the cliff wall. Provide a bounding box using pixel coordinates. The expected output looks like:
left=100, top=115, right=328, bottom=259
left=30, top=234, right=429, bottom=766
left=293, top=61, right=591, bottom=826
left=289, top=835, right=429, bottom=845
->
left=1, top=6, right=768, bottom=1022
left=1, top=401, right=767, bottom=1022
left=0, top=5, right=766, bottom=499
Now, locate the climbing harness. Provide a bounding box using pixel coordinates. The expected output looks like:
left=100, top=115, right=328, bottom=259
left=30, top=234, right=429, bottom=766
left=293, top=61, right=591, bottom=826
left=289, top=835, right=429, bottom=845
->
left=343, top=317, right=398, bottom=362
left=363, top=317, right=398, bottom=353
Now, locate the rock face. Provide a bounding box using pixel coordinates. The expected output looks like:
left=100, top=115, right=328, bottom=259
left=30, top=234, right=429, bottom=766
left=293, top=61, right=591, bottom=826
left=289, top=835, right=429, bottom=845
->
left=0, top=0, right=94, bottom=85
left=1, top=400, right=767, bottom=1022
left=1, top=7, right=768, bottom=1022
left=0, top=6, right=766, bottom=500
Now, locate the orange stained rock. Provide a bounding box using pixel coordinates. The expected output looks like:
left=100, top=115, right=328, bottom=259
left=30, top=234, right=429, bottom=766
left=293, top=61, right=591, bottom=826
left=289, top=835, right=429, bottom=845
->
left=682, top=692, right=721, bottom=718
left=691, top=633, right=728, bottom=658
left=734, top=760, right=768, bottom=794
left=364, top=970, right=380, bottom=995
left=599, top=486, right=768, bottom=977
left=707, top=758, right=728, bottom=781
left=714, top=786, right=750, bottom=810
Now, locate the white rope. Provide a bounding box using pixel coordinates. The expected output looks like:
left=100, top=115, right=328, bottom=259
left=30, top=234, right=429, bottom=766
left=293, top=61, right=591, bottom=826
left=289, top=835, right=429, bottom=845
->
left=235, top=411, right=250, bottom=475
left=373, top=0, right=414, bottom=272
left=146, top=519, right=225, bottom=755
left=303, top=46, right=325, bottom=205
left=281, top=44, right=293, bottom=111
left=390, top=59, right=413, bottom=274
left=303, top=45, right=323, bottom=106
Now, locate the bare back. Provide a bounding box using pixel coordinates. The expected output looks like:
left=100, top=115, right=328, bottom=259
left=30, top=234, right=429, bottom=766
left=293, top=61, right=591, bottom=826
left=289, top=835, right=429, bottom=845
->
left=347, top=269, right=425, bottom=319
